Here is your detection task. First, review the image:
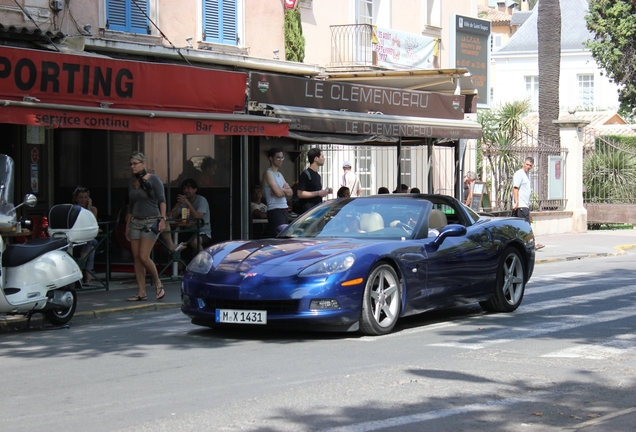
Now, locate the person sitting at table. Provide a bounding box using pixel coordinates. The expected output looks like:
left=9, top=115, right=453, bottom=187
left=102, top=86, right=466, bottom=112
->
left=167, top=178, right=212, bottom=252
left=72, top=186, right=98, bottom=286
left=250, top=185, right=268, bottom=219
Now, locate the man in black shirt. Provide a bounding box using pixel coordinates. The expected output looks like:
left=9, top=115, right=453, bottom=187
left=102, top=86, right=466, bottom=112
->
left=296, top=148, right=332, bottom=213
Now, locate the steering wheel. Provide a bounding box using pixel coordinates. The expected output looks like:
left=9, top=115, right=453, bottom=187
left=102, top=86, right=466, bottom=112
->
left=395, top=222, right=413, bottom=234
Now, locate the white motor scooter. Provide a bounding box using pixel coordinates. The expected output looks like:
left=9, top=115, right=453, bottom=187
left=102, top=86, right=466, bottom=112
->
left=0, top=154, right=98, bottom=327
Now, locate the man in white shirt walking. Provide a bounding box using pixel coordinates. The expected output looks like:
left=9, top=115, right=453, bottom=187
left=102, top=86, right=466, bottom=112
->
left=341, top=161, right=361, bottom=197
left=513, top=156, right=544, bottom=250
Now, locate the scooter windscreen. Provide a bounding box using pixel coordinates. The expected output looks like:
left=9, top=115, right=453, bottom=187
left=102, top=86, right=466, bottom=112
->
left=0, top=154, right=16, bottom=228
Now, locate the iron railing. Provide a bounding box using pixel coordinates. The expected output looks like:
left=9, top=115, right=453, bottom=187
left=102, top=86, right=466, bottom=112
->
left=583, top=133, right=636, bottom=204
left=480, top=131, right=568, bottom=211
left=330, top=24, right=375, bottom=67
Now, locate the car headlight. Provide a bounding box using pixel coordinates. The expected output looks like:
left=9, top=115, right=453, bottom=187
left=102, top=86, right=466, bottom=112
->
left=186, top=251, right=214, bottom=274
left=299, top=253, right=355, bottom=277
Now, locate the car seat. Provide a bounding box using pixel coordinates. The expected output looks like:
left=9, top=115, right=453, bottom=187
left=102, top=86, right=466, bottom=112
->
left=428, top=209, right=448, bottom=230
left=359, top=212, right=384, bottom=232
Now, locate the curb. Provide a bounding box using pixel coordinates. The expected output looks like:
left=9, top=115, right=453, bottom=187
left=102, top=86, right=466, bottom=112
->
left=535, top=243, right=636, bottom=265
left=73, top=302, right=181, bottom=320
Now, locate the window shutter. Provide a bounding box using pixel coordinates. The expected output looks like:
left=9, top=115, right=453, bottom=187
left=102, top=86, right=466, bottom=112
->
left=106, top=0, right=127, bottom=30
left=203, top=0, right=237, bottom=45
left=130, top=0, right=149, bottom=34
left=204, top=0, right=220, bottom=41
left=106, top=0, right=149, bottom=34
left=221, top=0, right=237, bottom=44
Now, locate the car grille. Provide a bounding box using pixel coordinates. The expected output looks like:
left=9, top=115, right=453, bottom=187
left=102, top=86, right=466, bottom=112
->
left=202, top=298, right=300, bottom=314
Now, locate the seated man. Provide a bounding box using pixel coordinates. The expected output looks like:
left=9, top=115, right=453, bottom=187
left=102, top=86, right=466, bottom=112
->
left=167, top=178, right=212, bottom=252
left=250, top=185, right=268, bottom=219
left=390, top=211, right=418, bottom=231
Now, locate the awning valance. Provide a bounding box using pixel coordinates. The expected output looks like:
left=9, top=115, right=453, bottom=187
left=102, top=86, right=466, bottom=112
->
left=263, top=104, right=482, bottom=140
left=0, top=99, right=289, bottom=135
left=0, top=45, right=289, bottom=136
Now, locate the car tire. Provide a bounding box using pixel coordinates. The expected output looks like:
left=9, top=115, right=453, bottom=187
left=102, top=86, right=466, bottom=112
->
left=360, top=263, right=401, bottom=335
left=480, top=247, right=525, bottom=312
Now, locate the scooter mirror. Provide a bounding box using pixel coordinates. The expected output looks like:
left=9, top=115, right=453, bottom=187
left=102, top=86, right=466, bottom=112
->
left=24, top=194, right=37, bottom=207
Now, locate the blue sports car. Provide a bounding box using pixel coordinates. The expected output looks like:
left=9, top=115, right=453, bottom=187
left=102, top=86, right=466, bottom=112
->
left=181, top=194, right=535, bottom=335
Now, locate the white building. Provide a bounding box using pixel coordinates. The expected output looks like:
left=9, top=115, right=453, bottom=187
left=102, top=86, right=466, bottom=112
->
left=491, top=0, right=621, bottom=113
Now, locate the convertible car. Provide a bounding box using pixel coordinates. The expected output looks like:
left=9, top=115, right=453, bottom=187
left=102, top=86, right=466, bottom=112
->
left=181, top=194, right=535, bottom=335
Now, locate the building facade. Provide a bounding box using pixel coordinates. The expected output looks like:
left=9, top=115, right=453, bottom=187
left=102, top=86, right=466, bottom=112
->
left=0, top=0, right=483, bottom=263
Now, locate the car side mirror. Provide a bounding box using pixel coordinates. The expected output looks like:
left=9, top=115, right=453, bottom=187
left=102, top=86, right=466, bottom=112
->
left=425, top=224, right=467, bottom=252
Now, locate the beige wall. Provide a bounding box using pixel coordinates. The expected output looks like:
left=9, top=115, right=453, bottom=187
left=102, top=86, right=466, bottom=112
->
left=301, top=0, right=478, bottom=69
left=301, top=0, right=351, bottom=67
left=158, top=0, right=199, bottom=49
left=244, top=0, right=285, bottom=59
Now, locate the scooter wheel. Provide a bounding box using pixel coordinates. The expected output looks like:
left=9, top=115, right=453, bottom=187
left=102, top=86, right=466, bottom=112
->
left=44, top=285, right=78, bottom=325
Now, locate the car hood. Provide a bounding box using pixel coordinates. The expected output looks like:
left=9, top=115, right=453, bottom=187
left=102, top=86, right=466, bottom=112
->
left=210, top=238, right=363, bottom=276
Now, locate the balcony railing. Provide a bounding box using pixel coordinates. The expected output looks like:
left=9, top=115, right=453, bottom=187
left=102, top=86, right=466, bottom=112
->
left=330, top=24, right=376, bottom=68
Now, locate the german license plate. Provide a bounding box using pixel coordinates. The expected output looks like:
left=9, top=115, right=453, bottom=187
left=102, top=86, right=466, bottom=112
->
left=215, top=309, right=267, bottom=325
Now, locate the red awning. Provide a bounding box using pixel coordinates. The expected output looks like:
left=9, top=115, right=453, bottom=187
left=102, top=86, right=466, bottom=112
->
left=0, top=99, right=289, bottom=135
left=0, top=45, right=288, bottom=136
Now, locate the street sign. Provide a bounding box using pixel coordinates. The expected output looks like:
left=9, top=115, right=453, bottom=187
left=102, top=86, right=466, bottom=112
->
left=284, top=0, right=298, bottom=8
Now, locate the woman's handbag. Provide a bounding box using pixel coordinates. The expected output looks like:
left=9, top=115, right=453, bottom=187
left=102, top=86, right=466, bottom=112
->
left=149, top=218, right=161, bottom=234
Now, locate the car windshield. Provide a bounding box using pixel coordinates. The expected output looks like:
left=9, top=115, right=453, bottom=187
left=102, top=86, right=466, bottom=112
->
left=280, top=197, right=428, bottom=239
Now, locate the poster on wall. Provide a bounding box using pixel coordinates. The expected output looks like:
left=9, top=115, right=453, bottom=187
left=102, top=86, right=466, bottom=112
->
left=31, top=164, right=38, bottom=193
left=372, top=26, right=436, bottom=70
left=548, top=156, right=564, bottom=199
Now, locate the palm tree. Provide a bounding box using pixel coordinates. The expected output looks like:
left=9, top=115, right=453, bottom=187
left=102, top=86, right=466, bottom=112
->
left=478, top=100, right=532, bottom=210
left=537, top=0, right=561, bottom=146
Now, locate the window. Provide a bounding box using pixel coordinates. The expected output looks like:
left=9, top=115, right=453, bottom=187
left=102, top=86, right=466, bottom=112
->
left=423, top=0, right=441, bottom=28
left=357, top=148, right=372, bottom=196
left=203, top=0, right=237, bottom=45
left=401, top=148, right=412, bottom=191
left=524, top=76, right=539, bottom=111
left=106, top=0, right=149, bottom=34
left=356, top=0, right=373, bottom=25
left=492, top=33, right=503, bottom=50
left=578, top=74, right=594, bottom=110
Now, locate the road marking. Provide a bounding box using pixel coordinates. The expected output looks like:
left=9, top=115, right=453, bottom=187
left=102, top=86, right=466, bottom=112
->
left=542, top=333, right=636, bottom=359
left=528, top=271, right=591, bottom=283
left=317, top=392, right=549, bottom=432
left=358, top=283, right=636, bottom=342
left=430, top=306, right=636, bottom=350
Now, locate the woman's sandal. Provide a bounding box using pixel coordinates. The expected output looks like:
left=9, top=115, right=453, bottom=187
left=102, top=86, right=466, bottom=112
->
left=156, top=286, right=165, bottom=300
left=127, top=294, right=147, bottom=302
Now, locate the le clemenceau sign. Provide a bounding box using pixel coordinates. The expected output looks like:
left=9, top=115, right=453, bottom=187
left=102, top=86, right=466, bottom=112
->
left=249, top=72, right=467, bottom=120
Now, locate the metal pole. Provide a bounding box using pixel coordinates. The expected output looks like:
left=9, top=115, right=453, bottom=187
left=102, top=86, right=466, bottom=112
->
left=240, top=135, right=249, bottom=239
left=396, top=137, right=402, bottom=192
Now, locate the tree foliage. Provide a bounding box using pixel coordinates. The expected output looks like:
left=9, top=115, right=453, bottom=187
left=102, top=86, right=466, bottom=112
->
left=583, top=139, right=636, bottom=203
left=586, top=0, right=636, bottom=112
left=284, top=7, right=305, bottom=62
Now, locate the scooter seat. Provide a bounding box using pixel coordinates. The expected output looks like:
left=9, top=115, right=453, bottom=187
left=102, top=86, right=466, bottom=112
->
left=2, top=237, right=69, bottom=268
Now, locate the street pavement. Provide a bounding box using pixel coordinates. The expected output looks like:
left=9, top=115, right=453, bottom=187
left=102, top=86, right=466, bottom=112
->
left=2, top=228, right=636, bottom=431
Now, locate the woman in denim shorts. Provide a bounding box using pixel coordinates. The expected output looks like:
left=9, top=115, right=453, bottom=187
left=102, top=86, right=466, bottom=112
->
left=125, top=152, right=167, bottom=302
